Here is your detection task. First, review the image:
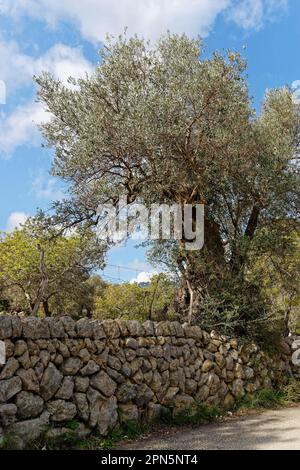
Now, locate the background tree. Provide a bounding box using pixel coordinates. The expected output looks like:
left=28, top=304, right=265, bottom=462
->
left=94, top=274, right=176, bottom=321
left=0, top=221, right=105, bottom=317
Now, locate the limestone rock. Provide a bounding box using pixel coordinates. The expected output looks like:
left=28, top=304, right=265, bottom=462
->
left=6, top=411, right=50, bottom=449
left=0, top=403, right=17, bottom=426
left=0, top=377, right=22, bottom=403
left=161, top=386, right=179, bottom=406
left=0, top=357, right=19, bottom=379
left=55, top=376, right=74, bottom=400
left=15, top=391, right=44, bottom=419
left=202, top=359, right=214, bottom=372
left=196, top=385, right=210, bottom=402
left=135, top=384, right=154, bottom=407
left=102, top=320, right=120, bottom=339
left=14, top=340, right=27, bottom=357
left=0, top=316, right=12, bottom=339
left=40, top=363, right=63, bottom=401
left=80, top=360, right=100, bottom=376
left=116, top=383, right=137, bottom=403
left=61, top=316, right=77, bottom=338
left=45, top=318, right=65, bottom=338
left=147, top=402, right=163, bottom=421
left=61, top=357, right=82, bottom=375
left=97, top=396, right=118, bottom=436
left=22, top=318, right=50, bottom=340
left=76, top=318, right=93, bottom=338
left=17, top=368, right=39, bottom=392
left=74, top=393, right=89, bottom=422
left=119, top=403, right=139, bottom=423
left=231, top=379, right=245, bottom=397
left=74, top=376, right=89, bottom=393
left=90, top=370, right=117, bottom=397
left=126, top=320, right=144, bottom=337
left=47, top=400, right=77, bottom=422
left=223, top=393, right=235, bottom=409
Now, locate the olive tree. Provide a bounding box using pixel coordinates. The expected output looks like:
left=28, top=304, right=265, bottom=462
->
left=35, top=34, right=300, bottom=331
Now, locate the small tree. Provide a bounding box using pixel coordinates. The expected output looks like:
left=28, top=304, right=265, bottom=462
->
left=0, top=221, right=105, bottom=316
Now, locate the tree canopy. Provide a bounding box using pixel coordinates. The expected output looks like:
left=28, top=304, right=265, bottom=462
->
left=0, top=221, right=105, bottom=316
left=32, top=33, right=300, bottom=334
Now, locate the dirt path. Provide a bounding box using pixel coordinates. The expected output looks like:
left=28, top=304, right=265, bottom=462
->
left=118, top=406, right=300, bottom=450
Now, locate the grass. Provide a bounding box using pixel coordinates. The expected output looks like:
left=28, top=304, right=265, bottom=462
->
left=234, top=388, right=285, bottom=411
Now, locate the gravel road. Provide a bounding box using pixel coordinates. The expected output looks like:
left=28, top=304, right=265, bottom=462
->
left=118, top=406, right=300, bottom=450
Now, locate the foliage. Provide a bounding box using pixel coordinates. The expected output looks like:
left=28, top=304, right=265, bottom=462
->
left=234, top=388, right=285, bottom=410
left=33, top=33, right=300, bottom=335
left=282, top=379, right=300, bottom=403
left=0, top=220, right=105, bottom=317
left=94, top=273, right=176, bottom=321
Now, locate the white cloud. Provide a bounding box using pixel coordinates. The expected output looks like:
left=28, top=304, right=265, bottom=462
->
left=31, top=171, right=65, bottom=200
left=0, top=101, right=50, bottom=156
left=130, top=271, right=156, bottom=285
left=228, top=0, right=288, bottom=30
left=0, top=0, right=231, bottom=42
left=6, top=211, right=29, bottom=231
left=0, top=0, right=289, bottom=43
left=0, top=42, right=92, bottom=156
left=0, top=40, right=93, bottom=95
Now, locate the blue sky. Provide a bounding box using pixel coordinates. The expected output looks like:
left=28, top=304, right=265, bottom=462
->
left=0, top=0, right=299, bottom=283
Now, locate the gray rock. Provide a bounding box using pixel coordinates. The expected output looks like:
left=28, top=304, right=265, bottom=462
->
left=97, top=396, right=118, bottom=436
left=119, top=403, right=139, bottom=423
left=22, top=318, right=50, bottom=339
left=6, top=411, right=50, bottom=449
left=61, top=316, right=77, bottom=338
left=40, top=350, right=51, bottom=367
left=196, top=385, right=210, bottom=402
left=74, top=393, right=89, bottom=421
left=17, top=368, right=39, bottom=392
left=126, top=320, right=144, bottom=337
left=92, top=321, right=106, bottom=340
left=40, top=363, right=63, bottom=401
left=142, top=320, right=155, bottom=336
left=135, top=384, right=154, bottom=407
left=74, top=376, right=89, bottom=393
left=102, top=320, right=120, bottom=338
left=15, top=391, right=44, bottom=419
left=0, top=376, right=22, bottom=403
left=18, top=351, right=31, bottom=369
left=47, top=400, right=77, bottom=422
left=78, top=348, right=91, bottom=363
left=87, top=387, right=105, bottom=428
left=55, top=376, right=74, bottom=400
left=116, top=383, right=137, bottom=403
left=107, top=355, right=122, bottom=371
left=80, top=360, right=100, bottom=376
left=11, top=317, right=22, bottom=338
left=61, top=357, right=82, bottom=375
left=0, top=357, right=19, bottom=379
left=90, top=371, right=117, bottom=397
left=147, top=402, right=163, bottom=421
left=125, top=338, right=138, bottom=349
left=76, top=318, right=93, bottom=338
left=45, top=318, right=65, bottom=338
left=0, top=316, right=12, bottom=339
left=231, top=379, right=245, bottom=397
left=0, top=403, right=17, bottom=426
left=14, top=340, right=27, bottom=357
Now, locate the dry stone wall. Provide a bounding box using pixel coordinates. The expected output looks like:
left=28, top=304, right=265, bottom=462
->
left=0, top=315, right=299, bottom=448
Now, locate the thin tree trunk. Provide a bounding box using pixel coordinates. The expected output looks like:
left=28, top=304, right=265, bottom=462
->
left=32, top=245, right=48, bottom=317
left=42, top=300, right=51, bottom=317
